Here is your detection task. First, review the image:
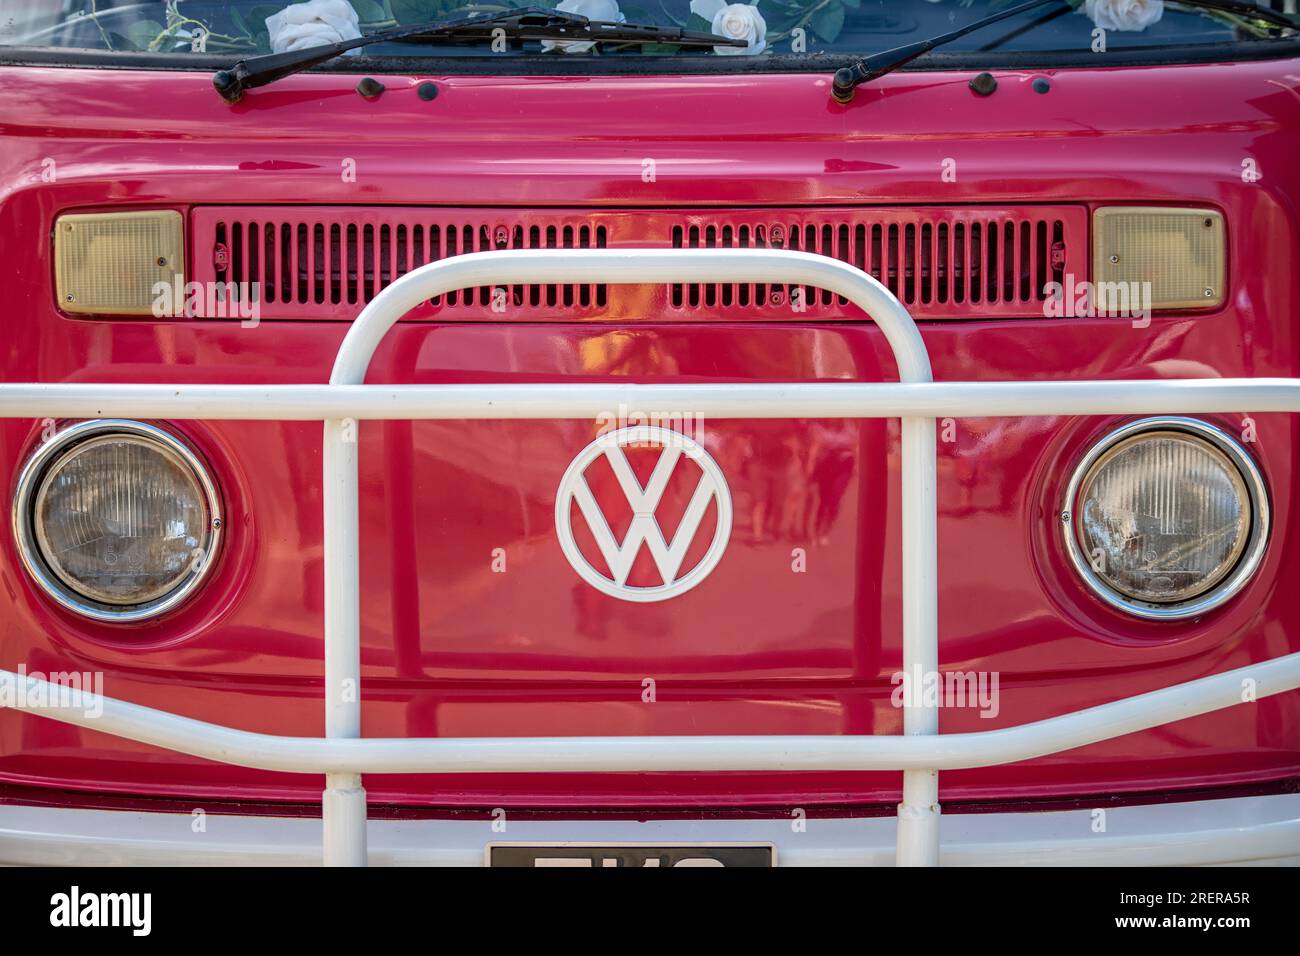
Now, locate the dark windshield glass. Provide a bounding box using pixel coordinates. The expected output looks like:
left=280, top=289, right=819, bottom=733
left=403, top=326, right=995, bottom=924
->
left=0, top=1, right=1290, bottom=61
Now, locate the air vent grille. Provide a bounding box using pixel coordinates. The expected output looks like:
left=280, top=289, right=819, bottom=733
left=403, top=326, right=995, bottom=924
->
left=669, top=214, right=1072, bottom=316
left=190, top=206, right=1085, bottom=321
left=192, top=209, right=608, bottom=320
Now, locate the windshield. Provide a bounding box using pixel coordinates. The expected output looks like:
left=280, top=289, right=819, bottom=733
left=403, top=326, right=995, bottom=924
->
left=0, top=1, right=1291, bottom=62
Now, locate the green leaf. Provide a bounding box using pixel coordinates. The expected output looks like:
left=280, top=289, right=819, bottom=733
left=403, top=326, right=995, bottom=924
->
left=351, top=0, right=392, bottom=22
left=121, top=19, right=164, bottom=51
left=686, top=12, right=714, bottom=32
left=250, top=5, right=282, bottom=29
left=230, top=7, right=250, bottom=36
left=107, top=31, right=136, bottom=52
left=658, top=0, right=687, bottom=26
left=640, top=42, right=682, bottom=54
left=392, top=0, right=441, bottom=23
left=812, top=2, right=844, bottom=42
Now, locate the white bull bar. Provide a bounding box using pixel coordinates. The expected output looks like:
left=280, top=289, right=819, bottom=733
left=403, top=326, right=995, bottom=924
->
left=2, top=248, right=1299, bottom=867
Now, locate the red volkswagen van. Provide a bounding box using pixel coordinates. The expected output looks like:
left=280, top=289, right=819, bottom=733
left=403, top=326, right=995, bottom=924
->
left=0, top=0, right=1298, bottom=867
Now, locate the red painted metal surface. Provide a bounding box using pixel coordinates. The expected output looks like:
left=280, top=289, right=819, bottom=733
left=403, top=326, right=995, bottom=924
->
left=0, top=60, right=1297, bottom=809
left=188, top=205, right=1086, bottom=320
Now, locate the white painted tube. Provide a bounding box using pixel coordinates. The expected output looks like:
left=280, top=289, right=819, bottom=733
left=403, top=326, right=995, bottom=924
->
left=0, top=379, right=1297, bottom=422
left=898, top=415, right=940, bottom=866
left=3, top=652, right=1295, bottom=776
left=325, top=248, right=939, bottom=867
left=322, top=418, right=367, bottom=866
left=328, top=250, right=934, bottom=386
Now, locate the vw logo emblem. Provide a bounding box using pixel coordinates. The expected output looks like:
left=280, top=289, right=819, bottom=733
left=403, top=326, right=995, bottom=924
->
left=555, top=425, right=732, bottom=602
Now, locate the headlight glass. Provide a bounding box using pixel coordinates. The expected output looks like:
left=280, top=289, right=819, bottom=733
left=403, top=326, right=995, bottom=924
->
left=15, top=421, right=221, bottom=620
left=1065, top=419, right=1267, bottom=619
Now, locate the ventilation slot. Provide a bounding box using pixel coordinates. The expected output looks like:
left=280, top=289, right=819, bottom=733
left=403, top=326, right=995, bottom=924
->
left=671, top=215, right=1069, bottom=318
left=195, top=206, right=1082, bottom=321
left=204, top=214, right=607, bottom=319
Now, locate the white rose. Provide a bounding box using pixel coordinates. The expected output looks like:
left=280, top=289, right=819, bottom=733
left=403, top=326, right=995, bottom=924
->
left=691, top=0, right=767, bottom=55
left=542, top=0, right=626, bottom=54
left=1083, top=0, right=1163, bottom=32
left=266, top=0, right=362, bottom=54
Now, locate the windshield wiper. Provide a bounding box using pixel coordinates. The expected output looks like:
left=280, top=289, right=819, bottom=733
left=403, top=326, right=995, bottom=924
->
left=214, top=7, right=743, bottom=103
left=830, top=0, right=1300, bottom=104
left=831, top=0, right=1065, bottom=103
left=1176, top=0, right=1300, bottom=32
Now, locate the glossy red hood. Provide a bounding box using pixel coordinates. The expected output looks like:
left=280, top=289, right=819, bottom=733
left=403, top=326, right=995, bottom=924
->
left=0, top=60, right=1297, bottom=810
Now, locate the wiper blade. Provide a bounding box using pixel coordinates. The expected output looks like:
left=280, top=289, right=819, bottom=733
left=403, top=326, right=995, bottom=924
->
left=832, top=0, right=1065, bottom=103
left=213, top=7, right=743, bottom=103
left=1174, top=0, right=1300, bottom=31
left=389, top=10, right=744, bottom=48
left=831, top=0, right=1300, bottom=104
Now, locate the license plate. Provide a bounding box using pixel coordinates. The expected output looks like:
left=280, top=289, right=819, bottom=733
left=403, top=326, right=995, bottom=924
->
left=487, top=843, right=775, bottom=867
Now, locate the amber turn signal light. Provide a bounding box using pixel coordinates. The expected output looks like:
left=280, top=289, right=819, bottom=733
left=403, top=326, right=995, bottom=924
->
left=54, top=210, right=185, bottom=316
left=1092, top=207, right=1225, bottom=311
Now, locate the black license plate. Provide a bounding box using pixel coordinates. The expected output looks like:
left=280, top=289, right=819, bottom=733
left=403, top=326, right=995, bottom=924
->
left=487, top=844, right=775, bottom=867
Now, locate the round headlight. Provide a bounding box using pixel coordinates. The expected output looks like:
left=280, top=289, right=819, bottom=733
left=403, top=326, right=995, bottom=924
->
left=1063, top=417, right=1268, bottom=620
left=13, top=421, right=222, bottom=621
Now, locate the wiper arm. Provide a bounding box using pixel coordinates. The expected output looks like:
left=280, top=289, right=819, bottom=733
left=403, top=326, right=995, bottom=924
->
left=832, top=0, right=1300, bottom=104
left=832, top=0, right=1065, bottom=103
left=214, top=7, right=742, bottom=103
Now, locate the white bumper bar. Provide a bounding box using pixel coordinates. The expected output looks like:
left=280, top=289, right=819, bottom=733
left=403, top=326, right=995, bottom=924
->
left=3, top=653, right=1298, bottom=774
left=2, top=794, right=1297, bottom=867
left=1, top=249, right=1297, bottom=867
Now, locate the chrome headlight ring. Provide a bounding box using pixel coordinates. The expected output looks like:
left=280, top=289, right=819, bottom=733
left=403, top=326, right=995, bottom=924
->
left=1061, top=416, right=1269, bottom=622
left=12, top=420, right=223, bottom=622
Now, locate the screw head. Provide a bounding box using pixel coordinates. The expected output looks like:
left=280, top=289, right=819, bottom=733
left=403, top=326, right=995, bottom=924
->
left=1109, top=254, right=1120, bottom=264
left=1032, top=77, right=1051, bottom=94
left=969, top=72, right=997, bottom=96
left=417, top=81, right=438, bottom=101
